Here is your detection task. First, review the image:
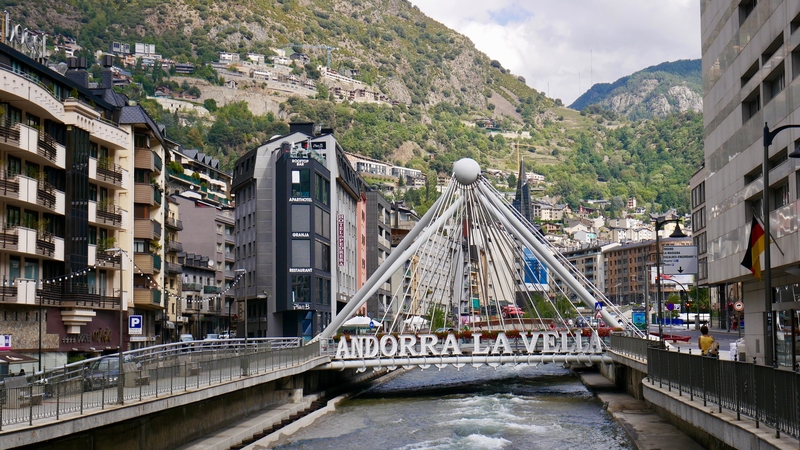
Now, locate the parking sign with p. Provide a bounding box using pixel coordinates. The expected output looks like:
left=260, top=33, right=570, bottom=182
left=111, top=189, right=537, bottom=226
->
left=128, top=315, right=143, bottom=335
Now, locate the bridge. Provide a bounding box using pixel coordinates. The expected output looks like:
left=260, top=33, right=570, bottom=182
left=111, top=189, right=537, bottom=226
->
left=314, top=157, right=641, bottom=370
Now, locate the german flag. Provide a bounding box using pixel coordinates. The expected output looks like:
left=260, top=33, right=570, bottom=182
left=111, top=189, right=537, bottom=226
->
left=741, top=216, right=766, bottom=280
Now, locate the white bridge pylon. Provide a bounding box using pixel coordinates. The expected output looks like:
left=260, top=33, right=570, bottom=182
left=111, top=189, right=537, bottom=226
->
left=314, top=158, right=643, bottom=369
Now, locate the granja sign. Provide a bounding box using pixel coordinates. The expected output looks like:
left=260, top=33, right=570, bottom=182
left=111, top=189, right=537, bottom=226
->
left=333, top=331, right=605, bottom=359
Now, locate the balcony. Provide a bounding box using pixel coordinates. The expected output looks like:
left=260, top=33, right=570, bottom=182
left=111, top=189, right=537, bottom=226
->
left=134, top=218, right=160, bottom=240
left=0, top=171, right=19, bottom=201
left=167, top=240, right=183, bottom=253
left=165, top=216, right=183, bottom=230
left=133, top=252, right=160, bottom=275
left=166, top=261, right=183, bottom=274
left=224, top=251, right=234, bottom=261
left=38, top=281, right=119, bottom=309
left=96, top=201, right=124, bottom=227
left=93, top=157, right=124, bottom=188
left=204, top=285, right=221, bottom=294
left=0, top=280, right=36, bottom=305
left=182, top=282, right=203, bottom=292
left=224, top=234, right=234, bottom=244
left=134, top=182, right=157, bottom=206
left=154, top=187, right=162, bottom=205
left=134, top=148, right=162, bottom=173
left=216, top=210, right=234, bottom=225
left=133, top=287, right=162, bottom=309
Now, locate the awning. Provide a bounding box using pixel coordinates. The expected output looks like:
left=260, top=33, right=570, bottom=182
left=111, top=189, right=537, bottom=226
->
left=165, top=321, right=176, bottom=329
left=0, top=351, right=38, bottom=364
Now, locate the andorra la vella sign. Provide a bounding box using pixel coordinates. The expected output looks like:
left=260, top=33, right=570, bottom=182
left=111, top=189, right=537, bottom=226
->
left=333, top=330, right=605, bottom=360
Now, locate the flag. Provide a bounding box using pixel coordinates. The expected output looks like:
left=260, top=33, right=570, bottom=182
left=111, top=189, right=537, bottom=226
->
left=741, top=216, right=766, bottom=280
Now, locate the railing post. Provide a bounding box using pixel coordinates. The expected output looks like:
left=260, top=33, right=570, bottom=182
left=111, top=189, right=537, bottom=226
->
left=689, top=349, right=693, bottom=401
left=702, top=355, right=707, bottom=407
left=55, top=378, right=60, bottom=420
left=184, top=362, right=187, bottom=393
left=716, top=359, right=722, bottom=414
left=28, top=384, right=33, bottom=426
left=773, top=367, right=779, bottom=439
left=80, top=369, right=85, bottom=415
left=139, top=367, right=143, bottom=402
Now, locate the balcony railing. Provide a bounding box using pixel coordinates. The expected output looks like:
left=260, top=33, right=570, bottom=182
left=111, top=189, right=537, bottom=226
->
left=204, top=285, right=221, bottom=294
left=36, top=180, right=56, bottom=209
left=165, top=216, right=183, bottom=230
left=134, top=287, right=161, bottom=307
left=96, top=157, right=123, bottom=186
left=167, top=240, right=183, bottom=253
left=37, top=132, right=58, bottom=163
left=97, top=201, right=123, bottom=226
left=182, top=282, right=203, bottom=292
left=38, top=282, right=119, bottom=309
left=36, top=230, right=56, bottom=257
left=166, top=261, right=183, bottom=274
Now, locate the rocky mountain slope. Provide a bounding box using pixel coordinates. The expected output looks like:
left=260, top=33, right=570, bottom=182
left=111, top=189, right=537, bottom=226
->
left=569, top=60, right=702, bottom=120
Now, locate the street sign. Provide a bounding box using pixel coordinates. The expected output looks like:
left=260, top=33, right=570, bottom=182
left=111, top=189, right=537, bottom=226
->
left=734, top=301, right=744, bottom=311
left=662, top=245, right=698, bottom=275
left=594, top=301, right=603, bottom=310
left=128, top=315, right=143, bottom=335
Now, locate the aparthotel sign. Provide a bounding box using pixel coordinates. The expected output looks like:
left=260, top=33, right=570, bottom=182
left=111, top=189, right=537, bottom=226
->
left=334, top=331, right=604, bottom=360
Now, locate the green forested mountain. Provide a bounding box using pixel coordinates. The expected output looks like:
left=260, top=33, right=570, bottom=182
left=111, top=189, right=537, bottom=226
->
left=4, top=0, right=703, bottom=216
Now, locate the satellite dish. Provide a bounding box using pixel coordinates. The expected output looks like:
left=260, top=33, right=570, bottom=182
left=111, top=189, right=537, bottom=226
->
left=208, top=260, right=215, bottom=268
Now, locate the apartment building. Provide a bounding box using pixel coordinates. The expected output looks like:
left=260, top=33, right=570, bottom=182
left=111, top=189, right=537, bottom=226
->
left=0, top=36, right=171, bottom=368
left=364, top=189, right=392, bottom=321
left=695, top=1, right=800, bottom=367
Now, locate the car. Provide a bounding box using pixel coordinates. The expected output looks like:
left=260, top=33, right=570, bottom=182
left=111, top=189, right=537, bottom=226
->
left=179, top=334, right=194, bottom=343
left=83, top=357, right=121, bottom=391
left=502, top=305, right=524, bottom=318
left=205, top=334, right=219, bottom=340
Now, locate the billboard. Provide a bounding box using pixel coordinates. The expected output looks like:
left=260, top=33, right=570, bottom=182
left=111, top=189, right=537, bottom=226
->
left=522, top=248, right=548, bottom=290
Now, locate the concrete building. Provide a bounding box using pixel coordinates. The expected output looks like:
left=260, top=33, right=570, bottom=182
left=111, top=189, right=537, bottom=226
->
left=694, top=0, right=800, bottom=366
left=232, top=123, right=367, bottom=339
left=364, top=189, right=392, bottom=321
left=0, top=32, right=174, bottom=371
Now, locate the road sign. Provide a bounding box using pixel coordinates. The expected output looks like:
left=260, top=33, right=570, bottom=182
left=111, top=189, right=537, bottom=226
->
left=128, top=315, right=143, bottom=335
left=662, top=245, right=698, bottom=275
left=734, top=301, right=744, bottom=312
left=594, top=301, right=603, bottom=310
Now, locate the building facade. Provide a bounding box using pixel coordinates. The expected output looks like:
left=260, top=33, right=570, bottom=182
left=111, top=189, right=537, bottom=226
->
left=695, top=0, right=800, bottom=366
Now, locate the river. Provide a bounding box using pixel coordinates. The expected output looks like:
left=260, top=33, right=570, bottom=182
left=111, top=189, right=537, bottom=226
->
left=271, top=364, right=633, bottom=449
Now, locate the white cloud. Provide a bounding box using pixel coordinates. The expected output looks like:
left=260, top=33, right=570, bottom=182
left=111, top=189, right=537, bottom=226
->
left=412, top=1, right=700, bottom=105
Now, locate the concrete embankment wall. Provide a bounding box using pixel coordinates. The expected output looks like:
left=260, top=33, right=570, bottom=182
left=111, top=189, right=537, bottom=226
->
left=593, top=359, right=795, bottom=450
left=10, top=360, right=369, bottom=450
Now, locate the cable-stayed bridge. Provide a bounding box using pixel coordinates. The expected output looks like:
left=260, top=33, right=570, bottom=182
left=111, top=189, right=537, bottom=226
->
left=315, top=158, right=644, bottom=370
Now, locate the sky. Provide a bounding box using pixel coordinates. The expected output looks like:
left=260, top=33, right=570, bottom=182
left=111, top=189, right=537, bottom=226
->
left=412, top=1, right=701, bottom=106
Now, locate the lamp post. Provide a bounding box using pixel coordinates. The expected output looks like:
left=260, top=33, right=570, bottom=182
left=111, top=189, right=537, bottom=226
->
left=653, top=218, right=687, bottom=347
left=235, top=268, right=246, bottom=345
left=106, top=247, right=126, bottom=405
left=761, top=123, right=800, bottom=365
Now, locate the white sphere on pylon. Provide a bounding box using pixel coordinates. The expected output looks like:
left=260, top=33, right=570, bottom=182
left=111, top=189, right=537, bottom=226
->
left=453, top=158, right=481, bottom=185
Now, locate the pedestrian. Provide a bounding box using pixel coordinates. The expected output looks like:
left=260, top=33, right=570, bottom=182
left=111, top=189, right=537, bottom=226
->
left=698, top=325, right=716, bottom=356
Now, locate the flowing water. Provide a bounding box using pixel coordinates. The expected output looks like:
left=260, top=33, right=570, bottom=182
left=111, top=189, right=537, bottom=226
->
left=271, top=364, right=633, bottom=449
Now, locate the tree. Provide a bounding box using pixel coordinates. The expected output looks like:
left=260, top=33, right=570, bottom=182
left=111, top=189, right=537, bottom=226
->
left=507, top=173, right=517, bottom=188
left=203, top=98, right=218, bottom=112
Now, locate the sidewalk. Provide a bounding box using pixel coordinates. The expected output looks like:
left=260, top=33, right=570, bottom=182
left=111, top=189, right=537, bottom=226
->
left=578, top=370, right=704, bottom=450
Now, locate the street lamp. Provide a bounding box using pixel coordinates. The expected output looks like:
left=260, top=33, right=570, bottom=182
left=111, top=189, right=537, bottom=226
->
left=235, top=268, right=246, bottom=344
left=653, top=218, right=687, bottom=347
left=761, top=123, right=800, bottom=365
left=106, top=247, right=126, bottom=405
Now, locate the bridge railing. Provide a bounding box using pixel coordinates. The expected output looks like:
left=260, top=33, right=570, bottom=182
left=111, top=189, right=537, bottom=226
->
left=644, top=344, right=800, bottom=440
left=0, top=338, right=315, bottom=430
left=609, top=334, right=652, bottom=360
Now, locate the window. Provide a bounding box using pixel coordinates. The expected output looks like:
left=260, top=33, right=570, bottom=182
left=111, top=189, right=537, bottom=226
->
left=314, top=173, right=329, bottom=205
left=773, top=182, right=789, bottom=210
left=315, top=206, right=330, bottom=239
left=133, top=239, right=147, bottom=253
left=315, top=240, right=331, bottom=272
left=134, top=134, right=149, bottom=148
left=24, top=258, right=38, bottom=280
left=292, top=205, right=311, bottom=232
left=762, top=33, right=784, bottom=65
left=88, top=226, right=97, bottom=245
left=747, top=197, right=764, bottom=219
left=763, top=63, right=785, bottom=103
left=291, top=275, right=311, bottom=303
left=691, top=181, right=705, bottom=208
left=291, top=240, right=311, bottom=267
left=134, top=204, right=150, bottom=219
left=291, top=169, right=310, bottom=197
left=742, top=88, right=760, bottom=122
left=6, top=205, right=20, bottom=228
left=739, top=0, right=757, bottom=26
left=134, top=169, right=149, bottom=183
left=692, top=207, right=706, bottom=232
left=7, top=155, right=21, bottom=176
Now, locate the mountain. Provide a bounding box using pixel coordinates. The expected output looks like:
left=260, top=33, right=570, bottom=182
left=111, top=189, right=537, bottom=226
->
left=1, top=0, right=704, bottom=217
left=569, top=59, right=702, bottom=121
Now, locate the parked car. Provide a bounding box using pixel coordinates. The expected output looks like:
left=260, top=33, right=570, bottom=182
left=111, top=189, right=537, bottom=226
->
left=83, top=357, right=121, bottom=391
left=502, top=305, right=524, bottom=318
left=179, top=334, right=194, bottom=343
